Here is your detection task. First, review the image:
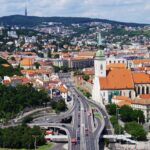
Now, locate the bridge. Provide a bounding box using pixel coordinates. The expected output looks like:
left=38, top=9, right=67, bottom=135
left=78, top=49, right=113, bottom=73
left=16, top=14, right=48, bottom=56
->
left=45, top=134, right=68, bottom=142
left=103, top=134, right=137, bottom=144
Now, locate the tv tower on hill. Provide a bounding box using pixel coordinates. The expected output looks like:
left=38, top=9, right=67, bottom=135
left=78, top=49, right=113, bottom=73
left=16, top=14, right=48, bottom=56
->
left=25, top=1, right=28, bottom=16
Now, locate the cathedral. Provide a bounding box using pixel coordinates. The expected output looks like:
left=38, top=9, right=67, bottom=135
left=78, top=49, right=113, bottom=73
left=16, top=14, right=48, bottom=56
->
left=92, top=34, right=150, bottom=106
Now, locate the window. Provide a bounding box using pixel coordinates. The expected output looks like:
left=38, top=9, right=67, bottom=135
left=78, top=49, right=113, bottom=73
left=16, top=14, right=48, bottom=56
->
left=100, top=64, right=103, bottom=70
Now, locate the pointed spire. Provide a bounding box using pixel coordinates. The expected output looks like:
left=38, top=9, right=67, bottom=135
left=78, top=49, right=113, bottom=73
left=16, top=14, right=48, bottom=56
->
left=96, top=32, right=105, bottom=58
left=97, top=32, right=102, bottom=46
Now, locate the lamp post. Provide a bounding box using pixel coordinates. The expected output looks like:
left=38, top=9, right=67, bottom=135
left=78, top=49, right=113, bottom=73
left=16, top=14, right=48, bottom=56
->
left=116, top=107, right=121, bottom=147
left=43, top=102, right=46, bottom=121
left=116, top=107, right=120, bottom=127
left=32, top=135, right=39, bottom=150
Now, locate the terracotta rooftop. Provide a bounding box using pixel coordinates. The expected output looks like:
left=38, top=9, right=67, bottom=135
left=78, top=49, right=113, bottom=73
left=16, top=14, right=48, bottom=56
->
left=58, top=84, right=68, bottom=93
left=100, top=69, right=134, bottom=90
left=117, top=101, right=132, bottom=107
left=113, top=95, right=131, bottom=101
left=107, top=63, right=126, bottom=70
left=78, top=52, right=95, bottom=57
left=132, top=59, right=150, bottom=64
left=139, top=94, right=150, bottom=99
left=132, top=99, right=150, bottom=105
left=132, top=72, right=150, bottom=84
left=20, top=58, right=34, bottom=66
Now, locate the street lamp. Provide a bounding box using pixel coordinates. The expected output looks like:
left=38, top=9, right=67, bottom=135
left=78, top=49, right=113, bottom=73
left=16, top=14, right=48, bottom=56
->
left=43, top=102, right=46, bottom=121
left=32, top=135, right=39, bottom=150
left=116, top=107, right=121, bottom=147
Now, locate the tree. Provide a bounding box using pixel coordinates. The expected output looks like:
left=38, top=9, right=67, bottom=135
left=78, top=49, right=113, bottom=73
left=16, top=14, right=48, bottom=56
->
left=0, top=125, right=46, bottom=149
left=0, top=57, right=22, bottom=77
left=73, top=70, right=83, bottom=76
left=34, top=62, right=41, bottom=69
left=47, top=49, right=51, bottom=58
left=110, top=116, right=118, bottom=125
left=84, top=92, right=91, bottom=98
left=125, top=122, right=147, bottom=141
left=133, top=109, right=145, bottom=124
left=56, top=99, right=67, bottom=112
left=119, top=105, right=134, bottom=122
left=82, top=74, right=90, bottom=81
left=22, top=116, right=33, bottom=124
left=53, top=66, right=60, bottom=73
left=10, top=57, right=16, bottom=61
left=53, top=54, right=59, bottom=58
left=106, top=104, right=117, bottom=116
left=110, top=116, right=124, bottom=134
left=60, top=66, right=69, bottom=73
left=119, top=105, right=145, bottom=123
left=0, top=84, right=50, bottom=119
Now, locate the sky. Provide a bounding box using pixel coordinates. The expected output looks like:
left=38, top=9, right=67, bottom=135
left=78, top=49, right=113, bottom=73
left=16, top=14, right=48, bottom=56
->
left=0, top=0, right=150, bottom=23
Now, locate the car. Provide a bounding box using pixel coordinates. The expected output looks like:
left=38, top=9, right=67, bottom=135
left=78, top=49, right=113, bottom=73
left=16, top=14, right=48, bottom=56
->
left=71, top=138, right=77, bottom=145
left=85, top=128, right=88, bottom=136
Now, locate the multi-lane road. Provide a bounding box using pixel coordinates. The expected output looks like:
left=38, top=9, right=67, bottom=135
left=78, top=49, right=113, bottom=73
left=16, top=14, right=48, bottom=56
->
left=60, top=73, right=106, bottom=150
left=29, top=72, right=115, bottom=150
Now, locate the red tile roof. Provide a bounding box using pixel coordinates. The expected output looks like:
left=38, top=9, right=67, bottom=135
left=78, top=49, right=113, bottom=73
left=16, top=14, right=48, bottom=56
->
left=113, top=95, right=131, bottom=101
left=132, top=72, right=150, bottom=84
left=117, top=101, right=132, bottom=107
left=132, top=99, right=150, bottom=105
left=100, top=69, right=134, bottom=90
left=107, top=63, right=126, bottom=70
left=139, top=94, right=150, bottom=99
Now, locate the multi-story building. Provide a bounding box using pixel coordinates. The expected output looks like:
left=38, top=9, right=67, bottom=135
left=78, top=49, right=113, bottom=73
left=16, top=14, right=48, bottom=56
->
left=92, top=48, right=150, bottom=106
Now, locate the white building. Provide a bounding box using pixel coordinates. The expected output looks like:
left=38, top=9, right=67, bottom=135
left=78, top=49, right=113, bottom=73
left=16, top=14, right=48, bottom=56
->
left=92, top=51, right=150, bottom=106
left=131, top=99, right=150, bottom=121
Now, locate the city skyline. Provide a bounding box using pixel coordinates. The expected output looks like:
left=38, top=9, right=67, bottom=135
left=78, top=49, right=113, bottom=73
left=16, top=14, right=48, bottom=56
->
left=1, top=0, right=150, bottom=24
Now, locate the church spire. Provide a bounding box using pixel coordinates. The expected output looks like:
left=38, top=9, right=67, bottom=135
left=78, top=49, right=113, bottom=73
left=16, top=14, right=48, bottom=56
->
left=96, top=32, right=105, bottom=58
left=97, top=32, right=102, bottom=46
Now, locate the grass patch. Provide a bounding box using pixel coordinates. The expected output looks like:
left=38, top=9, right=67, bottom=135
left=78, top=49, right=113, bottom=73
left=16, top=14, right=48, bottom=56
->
left=94, top=112, right=101, bottom=120
left=0, top=143, right=54, bottom=150
left=37, top=143, right=54, bottom=150
left=0, top=148, right=26, bottom=150
left=77, top=87, right=91, bottom=98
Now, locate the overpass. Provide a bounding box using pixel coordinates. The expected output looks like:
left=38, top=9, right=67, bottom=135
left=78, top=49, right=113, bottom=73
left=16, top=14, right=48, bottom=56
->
left=45, top=134, right=68, bottom=142
left=103, top=135, right=137, bottom=144
left=28, top=123, right=72, bottom=150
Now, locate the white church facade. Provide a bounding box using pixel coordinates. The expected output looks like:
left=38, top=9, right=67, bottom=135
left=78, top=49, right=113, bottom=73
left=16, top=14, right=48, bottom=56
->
left=92, top=49, right=150, bottom=106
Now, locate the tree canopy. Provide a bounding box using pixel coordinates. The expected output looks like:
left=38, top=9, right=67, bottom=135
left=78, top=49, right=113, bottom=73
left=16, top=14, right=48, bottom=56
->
left=0, top=125, right=46, bottom=149
left=125, top=122, right=147, bottom=141
left=0, top=84, right=50, bottom=120
left=0, top=57, right=21, bottom=78
left=82, top=74, right=90, bottom=81
left=106, top=104, right=145, bottom=123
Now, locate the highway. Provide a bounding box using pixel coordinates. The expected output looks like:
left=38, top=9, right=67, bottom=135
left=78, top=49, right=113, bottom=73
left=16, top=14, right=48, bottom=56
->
left=28, top=72, right=114, bottom=150
left=60, top=73, right=105, bottom=150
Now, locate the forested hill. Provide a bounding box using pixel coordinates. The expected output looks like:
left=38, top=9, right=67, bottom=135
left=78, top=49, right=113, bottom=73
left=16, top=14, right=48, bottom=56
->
left=0, top=15, right=147, bottom=27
